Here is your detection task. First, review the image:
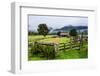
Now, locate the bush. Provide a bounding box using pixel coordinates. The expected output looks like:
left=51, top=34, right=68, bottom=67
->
left=31, top=42, right=55, bottom=59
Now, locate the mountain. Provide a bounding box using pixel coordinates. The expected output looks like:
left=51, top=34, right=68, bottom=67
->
left=50, top=25, right=88, bottom=33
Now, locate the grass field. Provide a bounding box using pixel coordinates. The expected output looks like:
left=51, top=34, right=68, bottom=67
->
left=28, top=35, right=88, bottom=60
left=39, top=37, right=70, bottom=43
left=28, top=35, right=53, bottom=42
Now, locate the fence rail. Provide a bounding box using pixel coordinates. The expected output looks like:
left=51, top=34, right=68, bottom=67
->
left=58, top=42, right=80, bottom=51
left=29, top=40, right=82, bottom=54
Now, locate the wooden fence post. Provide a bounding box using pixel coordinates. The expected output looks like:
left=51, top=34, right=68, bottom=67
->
left=54, top=43, right=58, bottom=52
left=80, top=32, right=83, bottom=50
left=64, top=43, right=65, bottom=52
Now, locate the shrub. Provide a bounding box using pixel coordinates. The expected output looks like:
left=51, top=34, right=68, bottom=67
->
left=31, top=42, right=55, bottom=59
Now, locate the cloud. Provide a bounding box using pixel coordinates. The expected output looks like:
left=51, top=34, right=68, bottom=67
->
left=28, top=15, right=88, bottom=31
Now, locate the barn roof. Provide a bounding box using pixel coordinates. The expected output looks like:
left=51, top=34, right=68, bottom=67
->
left=60, top=32, right=69, bottom=35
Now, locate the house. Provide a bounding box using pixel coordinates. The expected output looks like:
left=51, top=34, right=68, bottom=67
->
left=59, top=32, right=69, bottom=37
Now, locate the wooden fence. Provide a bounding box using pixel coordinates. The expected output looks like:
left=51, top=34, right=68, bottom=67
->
left=34, top=41, right=80, bottom=53
left=58, top=42, right=80, bottom=51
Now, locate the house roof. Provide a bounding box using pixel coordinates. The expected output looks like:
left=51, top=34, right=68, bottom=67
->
left=60, top=32, right=69, bottom=35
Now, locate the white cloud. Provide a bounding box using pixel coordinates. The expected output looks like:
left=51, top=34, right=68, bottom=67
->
left=28, top=15, right=88, bottom=31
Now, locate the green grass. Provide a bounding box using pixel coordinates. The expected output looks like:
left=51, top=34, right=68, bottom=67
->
left=56, top=48, right=88, bottom=59
left=28, top=35, right=70, bottom=43
left=28, top=55, right=46, bottom=60
left=28, top=35, right=88, bottom=61
left=56, top=50, right=80, bottom=59
left=59, top=37, right=70, bottom=43
left=39, top=37, right=70, bottom=43
left=28, top=35, right=54, bottom=42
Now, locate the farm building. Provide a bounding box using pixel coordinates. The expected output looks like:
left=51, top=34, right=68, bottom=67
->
left=59, top=32, right=69, bottom=37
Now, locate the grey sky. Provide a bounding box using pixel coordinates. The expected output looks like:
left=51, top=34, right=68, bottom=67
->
left=28, top=15, right=88, bottom=31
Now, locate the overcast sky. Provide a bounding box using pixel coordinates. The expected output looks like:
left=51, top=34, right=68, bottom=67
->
left=28, top=15, right=88, bottom=31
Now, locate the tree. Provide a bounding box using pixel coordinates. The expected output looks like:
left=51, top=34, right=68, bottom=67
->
left=37, top=23, right=49, bottom=37
left=69, top=29, right=77, bottom=36
left=57, top=31, right=61, bottom=37
left=69, top=28, right=78, bottom=42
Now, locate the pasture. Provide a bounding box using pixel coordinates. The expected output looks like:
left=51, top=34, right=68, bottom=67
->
left=28, top=35, right=88, bottom=60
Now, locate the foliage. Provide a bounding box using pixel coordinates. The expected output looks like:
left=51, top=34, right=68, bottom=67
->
left=57, top=31, right=61, bottom=36
left=31, top=42, right=55, bottom=59
left=37, top=23, right=49, bottom=37
left=69, top=28, right=77, bottom=37
left=69, top=28, right=78, bottom=43
left=28, top=31, right=39, bottom=35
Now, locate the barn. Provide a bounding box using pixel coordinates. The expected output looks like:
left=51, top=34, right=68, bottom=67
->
left=59, top=32, right=69, bottom=37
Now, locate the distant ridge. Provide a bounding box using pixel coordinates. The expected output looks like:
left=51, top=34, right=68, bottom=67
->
left=51, top=25, right=88, bottom=33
